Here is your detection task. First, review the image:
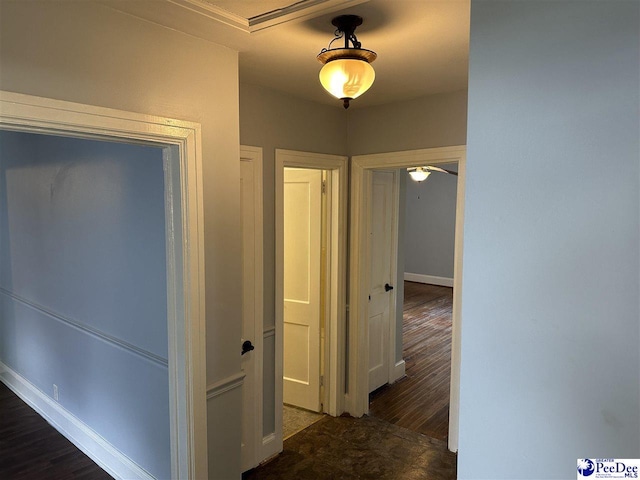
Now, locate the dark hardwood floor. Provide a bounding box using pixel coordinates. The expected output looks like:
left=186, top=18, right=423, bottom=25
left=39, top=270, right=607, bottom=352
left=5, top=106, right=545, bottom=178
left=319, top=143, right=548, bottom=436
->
left=369, top=281, right=453, bottom=440
left=0, top=382, right=113, bottom=480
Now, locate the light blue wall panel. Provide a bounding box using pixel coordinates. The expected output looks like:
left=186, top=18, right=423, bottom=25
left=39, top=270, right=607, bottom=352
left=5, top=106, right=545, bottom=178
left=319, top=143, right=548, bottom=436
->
left=1, top=131, right=168, bottom=358
left=0, top=130, right=170, bottom=479
left=404, top=164, right=458, bottom=279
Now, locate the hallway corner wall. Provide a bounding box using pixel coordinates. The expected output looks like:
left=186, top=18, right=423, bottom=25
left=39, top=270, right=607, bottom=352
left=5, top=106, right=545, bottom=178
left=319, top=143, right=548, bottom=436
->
left=0, top=2, right=242, bottom=478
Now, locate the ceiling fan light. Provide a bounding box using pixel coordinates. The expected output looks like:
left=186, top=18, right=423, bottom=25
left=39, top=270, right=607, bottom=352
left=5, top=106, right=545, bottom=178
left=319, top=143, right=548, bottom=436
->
left=408, top=168, right=431, bottom=182
left=319, top=58, right=375, bottom=102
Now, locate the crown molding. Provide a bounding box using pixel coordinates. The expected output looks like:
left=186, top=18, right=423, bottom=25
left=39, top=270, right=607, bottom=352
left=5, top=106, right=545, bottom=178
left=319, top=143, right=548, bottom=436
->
left=169, top=0, right=369, bottom=33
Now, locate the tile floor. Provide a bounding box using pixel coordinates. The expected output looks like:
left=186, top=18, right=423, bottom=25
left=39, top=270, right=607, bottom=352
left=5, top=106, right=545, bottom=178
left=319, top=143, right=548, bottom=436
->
left=283, top=404, right=324, bottom=440
left=243, top=414, right=457, bottom=480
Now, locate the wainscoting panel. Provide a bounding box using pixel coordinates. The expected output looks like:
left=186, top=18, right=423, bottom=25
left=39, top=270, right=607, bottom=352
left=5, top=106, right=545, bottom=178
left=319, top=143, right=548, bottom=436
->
left=207, top=372, right=244, bottom=480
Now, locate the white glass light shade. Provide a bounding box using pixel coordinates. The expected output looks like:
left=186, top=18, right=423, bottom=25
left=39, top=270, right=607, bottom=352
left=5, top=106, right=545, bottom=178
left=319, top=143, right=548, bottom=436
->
left=408, top=168, right=431, bottom=182
left=319, top=58, right=375, bottom=100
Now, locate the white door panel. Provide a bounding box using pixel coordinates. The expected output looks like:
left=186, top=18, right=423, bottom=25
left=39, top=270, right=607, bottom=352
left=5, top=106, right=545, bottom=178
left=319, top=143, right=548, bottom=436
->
left=240, top=158, right=257, bottom=472
left=368, top=171, right=394, bottom=393
left=283, top=168, right=322, bottom=412
left=240, top=148, right=265, bottom=472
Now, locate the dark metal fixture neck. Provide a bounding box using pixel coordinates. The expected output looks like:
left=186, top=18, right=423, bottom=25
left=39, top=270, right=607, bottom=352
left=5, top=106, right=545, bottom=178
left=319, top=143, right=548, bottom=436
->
left=331, top=14, right=363, bottom=49
left=318, top=14, right=376, bottom=63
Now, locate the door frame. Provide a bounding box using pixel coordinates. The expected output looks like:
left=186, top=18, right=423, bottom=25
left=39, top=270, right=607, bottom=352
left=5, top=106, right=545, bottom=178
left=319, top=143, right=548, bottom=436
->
left=239, top=146, right=264, bottom=471
left=349, top=145, right=466, bottom=453
left=275, top=149, right=348, bottom=442
left=0, top=91, right=208, bottom=479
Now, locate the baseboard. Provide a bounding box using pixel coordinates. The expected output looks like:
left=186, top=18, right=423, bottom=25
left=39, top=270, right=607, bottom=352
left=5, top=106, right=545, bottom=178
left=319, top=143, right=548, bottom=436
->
left=404, top=273, right=454, bottom=288
left=0, top=362, right=154, bottom=480
left=261, top=432, right=280, bottom=462
left=390, top=360, right=406, bottom=383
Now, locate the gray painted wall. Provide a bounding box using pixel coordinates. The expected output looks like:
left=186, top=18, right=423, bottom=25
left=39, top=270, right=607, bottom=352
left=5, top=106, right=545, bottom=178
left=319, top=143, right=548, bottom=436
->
left=347, top=90, right=468, bottom=156
left=0, top=2, right=241, bottom=477
left=0, top=131, right=169, bottom=478
left=239, top=82, right=347, bottom=436
left=404, top=164, right=458, bottom=279
left=459, top=1, right=640, bottom=478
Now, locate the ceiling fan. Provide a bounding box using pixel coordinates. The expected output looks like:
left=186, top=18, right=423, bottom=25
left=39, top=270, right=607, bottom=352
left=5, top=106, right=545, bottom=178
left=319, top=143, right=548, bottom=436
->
left=407, top=166, right=458, bottom=182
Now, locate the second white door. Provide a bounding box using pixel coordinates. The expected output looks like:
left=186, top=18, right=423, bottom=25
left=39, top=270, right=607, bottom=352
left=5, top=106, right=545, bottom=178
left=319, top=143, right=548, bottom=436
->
left=283, top=168, right=322, bottom=412
left=240, top=149, right=263, bottom=472
left=368, top=170, right=395, bottom=393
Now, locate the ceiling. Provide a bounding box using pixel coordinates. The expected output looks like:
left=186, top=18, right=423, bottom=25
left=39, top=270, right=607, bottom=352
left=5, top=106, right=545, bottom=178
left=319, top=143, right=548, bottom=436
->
left=101, top=0, right=470, bottom=109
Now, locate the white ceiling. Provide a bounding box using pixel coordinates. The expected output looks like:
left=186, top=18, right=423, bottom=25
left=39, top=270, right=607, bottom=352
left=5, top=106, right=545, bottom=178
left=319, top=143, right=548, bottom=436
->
left=101, top=0, right=470, bottom=109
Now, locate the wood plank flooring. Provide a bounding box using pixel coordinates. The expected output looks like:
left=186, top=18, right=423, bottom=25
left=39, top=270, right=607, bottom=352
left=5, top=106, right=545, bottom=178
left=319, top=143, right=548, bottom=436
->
left=0, top=382, right=113, bottom=480
left=369, top=281, right=453, bottom=440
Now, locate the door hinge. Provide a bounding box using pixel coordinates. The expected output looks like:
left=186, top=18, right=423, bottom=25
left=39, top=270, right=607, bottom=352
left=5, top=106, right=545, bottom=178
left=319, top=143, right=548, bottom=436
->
left=322, top=180, right=326, bottom=194
left=320, top=375, right=324, bottom=387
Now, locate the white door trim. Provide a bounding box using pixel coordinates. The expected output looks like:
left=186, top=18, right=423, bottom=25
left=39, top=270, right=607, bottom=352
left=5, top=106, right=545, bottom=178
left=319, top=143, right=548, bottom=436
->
left=388, top=171, right=402, bottom=385
left=0, top=91, right=208, bottom=479
left=275, top=149, right=348, bottom=443
left=349, top=145, right=466, bottom=453
left=240, top=145, right=264, bottom=470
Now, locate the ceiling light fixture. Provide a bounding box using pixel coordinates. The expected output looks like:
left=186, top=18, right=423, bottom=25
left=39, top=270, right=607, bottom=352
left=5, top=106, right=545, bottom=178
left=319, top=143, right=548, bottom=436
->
left=407, top=166, right=459, bottom=182
left=317, top=14, right=376, bottom=109
left=408, top=167, right=431, bottom=182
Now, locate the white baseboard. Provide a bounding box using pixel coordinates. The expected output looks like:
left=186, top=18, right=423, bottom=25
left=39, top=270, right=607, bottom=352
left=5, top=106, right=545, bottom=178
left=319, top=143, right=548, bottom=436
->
left=390, top=360, right=406, bottom=383
left=404, top=273, right=454, bottom=288
left=0, top=362, right=154, bottom=480
left=261, top=432, right=280, bottom=463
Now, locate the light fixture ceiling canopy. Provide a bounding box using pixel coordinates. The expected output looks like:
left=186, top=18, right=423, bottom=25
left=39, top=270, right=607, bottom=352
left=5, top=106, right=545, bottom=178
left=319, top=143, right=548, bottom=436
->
left=317, top=14, right=377, bottom=109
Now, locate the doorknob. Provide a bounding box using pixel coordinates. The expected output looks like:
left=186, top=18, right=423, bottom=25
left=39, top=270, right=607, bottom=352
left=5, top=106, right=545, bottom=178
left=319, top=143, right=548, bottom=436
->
left=241, top=340, right=255, bottom=355
left=385, top=283, right=394, bottom=292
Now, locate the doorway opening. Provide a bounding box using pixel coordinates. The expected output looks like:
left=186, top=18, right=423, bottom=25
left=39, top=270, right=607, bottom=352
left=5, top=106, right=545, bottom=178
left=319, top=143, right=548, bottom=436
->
left=348, top=146, right=466, bottom=452
left=369, top=162, right=458, bottom=441
left=274, top=149, right=348, bottom=457
left=0, top=91, right=207, bottom=479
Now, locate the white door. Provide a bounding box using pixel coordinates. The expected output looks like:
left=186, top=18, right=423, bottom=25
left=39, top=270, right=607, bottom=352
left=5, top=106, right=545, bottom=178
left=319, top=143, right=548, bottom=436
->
left=368, top=170, right=394, bottom=393
left=283, top=168, right=322, bottom=412
left=240, top=151, right=262, bottom=472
